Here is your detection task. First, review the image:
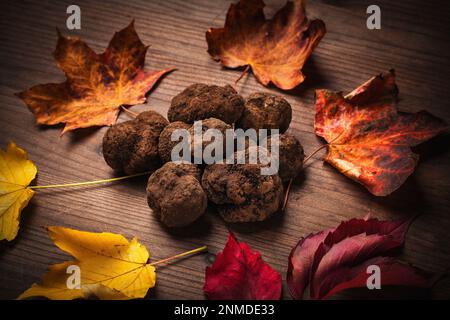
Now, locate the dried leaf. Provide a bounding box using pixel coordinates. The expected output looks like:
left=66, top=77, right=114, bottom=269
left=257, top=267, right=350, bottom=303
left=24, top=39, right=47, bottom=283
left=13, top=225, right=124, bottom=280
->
left=19, top=227, right=156, bottom=300
left=0, top=142, right=36, bottom=241
left=315, top=70, right=447, bottom=196
left=17, top=21, right=173, bottom=134
left=204, top=232, right=281, bottom=300
left=287, top=217, right=431, bottom=299
left=17, top=261, right=129, bottom=300
left=206, top=0, right=325, bottom=89
left=316, top=256, right=430, bottom=300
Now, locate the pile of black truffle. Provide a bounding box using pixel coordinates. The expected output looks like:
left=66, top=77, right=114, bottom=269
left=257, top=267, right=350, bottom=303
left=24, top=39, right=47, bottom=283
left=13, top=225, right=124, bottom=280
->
left=102, top=84, right=304, bottom=227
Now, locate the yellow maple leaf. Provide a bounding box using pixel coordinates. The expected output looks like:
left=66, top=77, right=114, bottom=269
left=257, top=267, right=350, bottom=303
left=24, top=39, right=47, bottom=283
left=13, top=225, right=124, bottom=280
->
left=19, top=227, right=156, bottom=300
left=0, top=142, right=37, bottom=241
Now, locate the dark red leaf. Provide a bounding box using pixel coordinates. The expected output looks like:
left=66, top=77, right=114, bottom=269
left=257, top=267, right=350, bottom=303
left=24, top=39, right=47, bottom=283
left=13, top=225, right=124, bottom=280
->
left=204, top=232, right=282, bottom=300
left=287, top=217, right=431, bottom=299
left=317, top=257, right=430, bottom=300
left=287, top=230, right=328, bottom=300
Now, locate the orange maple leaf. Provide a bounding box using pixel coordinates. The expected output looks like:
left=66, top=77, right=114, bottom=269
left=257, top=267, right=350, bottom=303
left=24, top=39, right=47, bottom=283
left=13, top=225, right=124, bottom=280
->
left=315, top=70, right=448, bottom=196
left=206, top=0, right=325, bottom=90
left=17, top=21, right=173, bottom=134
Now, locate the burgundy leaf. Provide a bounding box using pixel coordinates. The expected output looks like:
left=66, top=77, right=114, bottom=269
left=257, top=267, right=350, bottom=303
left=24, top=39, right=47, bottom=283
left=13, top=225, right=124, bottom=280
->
left=287, top=217, right=431, bottom=299
left=317, top=256, right=430, bottom=299
left=204, top=232, right=282, bottom=300
left=287, top=230, right=328, bottom=299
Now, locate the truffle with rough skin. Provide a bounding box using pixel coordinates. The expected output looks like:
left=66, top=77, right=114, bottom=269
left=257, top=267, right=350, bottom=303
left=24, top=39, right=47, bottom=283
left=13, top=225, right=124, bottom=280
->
left=237, top=92, right=292, bottom=133
left=264, top=134, right=304, bottom=181
left=158, top=121, right=191, bottom=163
left=102, top=111, right=168, bottom=174
left=158, top=118, right=232, bottom=164
left=168, top=83, right=244, bottom=124
left=188, top=118, right=231, bottom=163
left=202, top=154, right=283, bottom=223
left=147, top=162, right=207, bottom=227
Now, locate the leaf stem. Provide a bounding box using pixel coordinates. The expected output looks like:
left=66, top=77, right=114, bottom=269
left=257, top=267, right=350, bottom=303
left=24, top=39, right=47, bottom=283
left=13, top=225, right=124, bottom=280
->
left=303, top=130, right=346, bottom=166
left=121, top=106, right=138, bottom=118
left=29, top=171, right=151, bottom=190
left=281, top=130, right=346, bottom=212
left=281, top=143, right=330, bottom=211
left=235, top=65, right=250, bottom=85
left=149, top=246, right=208, bottom=267
left=282, top=178, right=293, bottom=212
left=303, top=144, right=329, bottom=166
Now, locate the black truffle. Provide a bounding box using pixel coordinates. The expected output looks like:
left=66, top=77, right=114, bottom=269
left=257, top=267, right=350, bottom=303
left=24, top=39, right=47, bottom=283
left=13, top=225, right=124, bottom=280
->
left=188, top=118, right=231, bottom=163
left=158, top=121, right=191, bottom=163
left=158, top=118, right=231, bottom=164
left=168, top=83, right=244, bottom=124
left=102, top=111, right=168, bottom=174
left=147, top=162, right=207, bottom=227
left=264, top=134, right=304, bottom=181
left=237, top=92, right=292, bottom=133
left=202, top=153, right=283, bottom=223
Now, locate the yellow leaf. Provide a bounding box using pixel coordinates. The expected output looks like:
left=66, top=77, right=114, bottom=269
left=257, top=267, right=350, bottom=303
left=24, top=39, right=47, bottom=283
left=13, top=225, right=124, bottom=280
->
left=18, top=261, right=130, bottom=300
left=18, top=262, right=84, bottom=300
left=0, top=142, right=37, bottom=241
left=18, top=227, right=156, bottom=300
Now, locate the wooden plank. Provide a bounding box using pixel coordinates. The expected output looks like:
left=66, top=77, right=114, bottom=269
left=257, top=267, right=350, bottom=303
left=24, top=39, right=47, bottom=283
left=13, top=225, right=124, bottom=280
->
left=0, top=0, right=449, bottom=299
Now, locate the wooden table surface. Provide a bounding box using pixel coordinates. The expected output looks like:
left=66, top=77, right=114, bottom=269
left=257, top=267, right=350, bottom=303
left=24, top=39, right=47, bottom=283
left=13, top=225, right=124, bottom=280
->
left=1, top=0, right=449, bottom=299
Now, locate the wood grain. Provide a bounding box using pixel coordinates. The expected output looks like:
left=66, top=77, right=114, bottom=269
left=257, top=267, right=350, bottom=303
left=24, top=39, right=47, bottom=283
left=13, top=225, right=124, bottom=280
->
left=0, top=0, right=449, bottom=299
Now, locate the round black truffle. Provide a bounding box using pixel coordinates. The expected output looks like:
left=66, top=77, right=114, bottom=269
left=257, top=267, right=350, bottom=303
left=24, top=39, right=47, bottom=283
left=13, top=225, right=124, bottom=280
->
left=102, top=111, right=168, bottom=174
left=147, top=162, right=207, bottom=227
left=202, top=153, right=283, bottom=223
left=158, top=121, right=191, bottom=163
left=237, top=92, right=292, bottom=133
left=264, top=134, right=304, bottom=181
left=168, top=83, right=244, bottom=124
left=159, top=118, right=232, bottom=164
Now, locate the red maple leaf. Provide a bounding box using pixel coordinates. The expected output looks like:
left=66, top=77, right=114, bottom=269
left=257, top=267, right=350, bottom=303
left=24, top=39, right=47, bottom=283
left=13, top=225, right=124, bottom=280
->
left=204, top=232, right=282, bottom=300
left=314, top=70, right=447, bottom=196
